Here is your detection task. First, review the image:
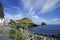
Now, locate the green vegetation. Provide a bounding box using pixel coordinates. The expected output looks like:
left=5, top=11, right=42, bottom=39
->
left=8, top=18, right=37, bottom=40
left=8, top=20, right=15, bottom=25
left=16, top=18, right=37, bottom=26
left=9, top=18, right=37, bottom=27
left=9, top=23, right=30, bottom=40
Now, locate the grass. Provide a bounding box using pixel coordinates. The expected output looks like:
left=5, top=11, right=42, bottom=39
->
left=9, top=23, right=30, bottom=40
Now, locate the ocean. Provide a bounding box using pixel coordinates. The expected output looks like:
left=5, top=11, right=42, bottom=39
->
left=29, top=25, right=60, bottom=36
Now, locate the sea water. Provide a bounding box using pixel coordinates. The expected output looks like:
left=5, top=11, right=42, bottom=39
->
left=30, top=25, right=60, bottom=36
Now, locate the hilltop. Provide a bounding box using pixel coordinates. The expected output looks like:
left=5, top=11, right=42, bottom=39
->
left=16, top=18, right=38, bottom=27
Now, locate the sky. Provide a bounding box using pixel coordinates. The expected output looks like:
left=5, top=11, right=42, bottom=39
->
left=0, top=0, right=60, bottom=25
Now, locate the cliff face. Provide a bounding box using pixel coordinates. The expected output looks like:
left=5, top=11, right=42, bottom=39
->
left=0, top=3, right=4, bottom=18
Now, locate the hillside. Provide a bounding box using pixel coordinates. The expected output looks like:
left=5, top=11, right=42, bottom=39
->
left=16, top=18, right=37, bottom=27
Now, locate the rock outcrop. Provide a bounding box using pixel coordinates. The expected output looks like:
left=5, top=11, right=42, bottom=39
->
left=41, top=22, right=46, bottom=25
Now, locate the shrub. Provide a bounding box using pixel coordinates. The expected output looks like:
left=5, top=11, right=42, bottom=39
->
left=9, top=24, right=30, bottom=40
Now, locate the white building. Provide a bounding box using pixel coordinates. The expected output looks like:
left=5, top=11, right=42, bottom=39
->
left=0, top=18, right=5, bottom=25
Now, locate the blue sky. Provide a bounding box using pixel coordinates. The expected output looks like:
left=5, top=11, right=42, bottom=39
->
left=0, top=0, right=60, bottom=25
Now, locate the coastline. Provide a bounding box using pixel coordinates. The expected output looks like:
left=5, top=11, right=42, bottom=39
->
left=28, top=31, right=60, bottom=40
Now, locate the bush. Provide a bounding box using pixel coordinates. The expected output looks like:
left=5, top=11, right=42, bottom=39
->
left=9, top=24, right=30, bottom=40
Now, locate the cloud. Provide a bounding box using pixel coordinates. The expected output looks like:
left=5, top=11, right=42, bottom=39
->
left=51, top=18, right=59, bottom=22
left=22, top=0, right=45, bottom=17
left=41, top=18, right=60, bottom=25
left=26, top=7, right=35, bottom=17
left=4, top=12, right=23, bottom=21
left=22, top=0, right=60, bottom=15
left=21, top=0, right=60, bottom=25
left=22, top=0, right=31, bottom=9
left=4, top=6, right=25, bottom=21
left=4, top=6, right=21, bottom=15
left=22, top=0, right=46, bottom=9
left=4, top=7, right=24, bottom=21
left=49, top=18, right=60, bottom=24
left=32, top=18, right=60, bottom=25
left=3, top=0, right=60, bottom=25
left=40, top=0, right=60, bottom=14
left=32, top=15, right=39, bottom=19
left=22, top=0, right=35, bottom=17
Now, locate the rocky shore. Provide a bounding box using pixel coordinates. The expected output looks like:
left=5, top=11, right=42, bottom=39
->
left=29, top=32, right=60, bottom=40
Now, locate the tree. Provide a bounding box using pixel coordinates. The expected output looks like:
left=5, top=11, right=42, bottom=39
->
left=9, top=20, right=15, bottom=25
